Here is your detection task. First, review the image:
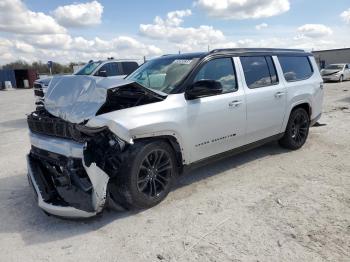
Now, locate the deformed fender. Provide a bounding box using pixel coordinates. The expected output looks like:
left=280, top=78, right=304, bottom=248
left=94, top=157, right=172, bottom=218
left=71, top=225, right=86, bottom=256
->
left=86, top=118, right=134, bottom=144
left=86, top=116, right=188, bottom=164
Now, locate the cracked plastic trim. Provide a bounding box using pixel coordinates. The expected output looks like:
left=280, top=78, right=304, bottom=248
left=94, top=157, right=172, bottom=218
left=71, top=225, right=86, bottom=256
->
left=28, top=132, right=110, bottom=217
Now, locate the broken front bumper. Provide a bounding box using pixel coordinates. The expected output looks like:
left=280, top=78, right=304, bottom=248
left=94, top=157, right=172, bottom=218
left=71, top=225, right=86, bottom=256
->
left=27, top=132, right=110, bottom=218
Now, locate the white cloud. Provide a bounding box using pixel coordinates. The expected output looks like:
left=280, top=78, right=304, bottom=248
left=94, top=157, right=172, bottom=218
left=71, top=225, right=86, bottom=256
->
left=140, top=9, right=225, bottom=50
left=0, top=0, right=66, bottom=34
left=53, top=1, right=104, bottom=27
left=14, top=41, right=35, bottom=53
left=340, top=9, right=350, bottom=24
left=1, top=35, right=163, bottom=64
left=25, top=34, right=73, bottom=49
left=0, top=0, right=161, bottom=65
left=297, top=24, right=333, bottom=38
left=195, top=0, right=290, bottom=19
left=256, top=23, right=268, bottom=30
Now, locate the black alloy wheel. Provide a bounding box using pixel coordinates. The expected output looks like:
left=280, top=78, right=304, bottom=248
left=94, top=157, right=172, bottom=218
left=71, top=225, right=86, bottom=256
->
left=290, top=113, right=309, bottom=145
left=279, top=108, right=310, bottom=150
left=108, top=140, right=177, bottom=210
left=137, top=149, right=172, bottom=198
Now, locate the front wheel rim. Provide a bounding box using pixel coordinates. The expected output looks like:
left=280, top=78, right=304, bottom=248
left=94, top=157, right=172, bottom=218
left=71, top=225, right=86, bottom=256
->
left=291, top=113, right=308, bottom=144
left=137, top=149, right=172, bottom=198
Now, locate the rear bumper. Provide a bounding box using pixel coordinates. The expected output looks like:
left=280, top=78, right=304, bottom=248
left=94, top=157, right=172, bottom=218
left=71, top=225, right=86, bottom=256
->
left=27, top=132, right=110, bottom=218
left=310, top=113, right=322, bottom=126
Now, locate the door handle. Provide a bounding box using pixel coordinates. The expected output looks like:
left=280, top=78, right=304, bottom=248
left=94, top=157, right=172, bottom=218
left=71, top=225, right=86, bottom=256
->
left=274, top=92, right=285, bottom=98
left=229, top=100, right=242, bottom=107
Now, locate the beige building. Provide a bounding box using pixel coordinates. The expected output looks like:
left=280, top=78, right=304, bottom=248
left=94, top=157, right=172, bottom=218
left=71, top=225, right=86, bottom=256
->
left=312, top=48, right=350, bottom=69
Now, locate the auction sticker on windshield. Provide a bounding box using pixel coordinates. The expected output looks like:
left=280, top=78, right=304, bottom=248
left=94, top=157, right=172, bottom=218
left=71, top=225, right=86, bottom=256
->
left=172, top=59, right=193, bottom=64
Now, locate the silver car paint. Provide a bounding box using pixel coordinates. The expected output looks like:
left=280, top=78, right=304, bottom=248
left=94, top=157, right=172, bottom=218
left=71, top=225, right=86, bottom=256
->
left=29, top=54, right=324, bottom=217
left=88, top=55, right=323, bottom=164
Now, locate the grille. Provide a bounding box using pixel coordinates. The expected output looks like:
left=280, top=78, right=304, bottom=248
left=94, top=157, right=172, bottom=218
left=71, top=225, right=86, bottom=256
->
left=27, top=110, right=86, bottom=142
left=34, top=83, right=42, bottom=89
left=34, top=89, right=44, bottom=97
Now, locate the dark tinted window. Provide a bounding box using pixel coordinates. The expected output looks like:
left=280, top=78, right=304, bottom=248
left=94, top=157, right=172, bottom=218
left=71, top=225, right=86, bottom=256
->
left=240, top=56, right=278, bottom=89
left=194, top=58, right=237, bottom=93
left=121, top=62, right=139, bottom=75
left=98, top=62, right=121, bottom=76
left=278, top=56, right=313, bottom=82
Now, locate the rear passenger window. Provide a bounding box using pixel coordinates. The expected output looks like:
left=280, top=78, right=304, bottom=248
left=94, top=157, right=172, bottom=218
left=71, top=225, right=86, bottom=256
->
left=278, top=56, right=313, bottom=82
left=194, top=58, right=237, bottom=93
left=121, top=62, right=139, bottom=75
left=240, top=56, right=278, bottom=89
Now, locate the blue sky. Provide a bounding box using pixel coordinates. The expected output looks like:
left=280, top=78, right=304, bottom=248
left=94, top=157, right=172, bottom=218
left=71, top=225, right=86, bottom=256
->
left=0, top=0, right=349, bottom=64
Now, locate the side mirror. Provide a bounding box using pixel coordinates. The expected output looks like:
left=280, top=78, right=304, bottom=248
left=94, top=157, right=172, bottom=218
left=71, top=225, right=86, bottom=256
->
left=185, top=80, right=223, bottom=100
left=97, top=70, right=107, bottom=77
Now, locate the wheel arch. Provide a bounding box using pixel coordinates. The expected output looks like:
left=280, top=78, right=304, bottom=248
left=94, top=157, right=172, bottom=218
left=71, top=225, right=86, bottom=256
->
left=282, top=101, right=312, bottom=132
left=292, top=102, right=312, bottom=118
left=133, top=135, right=184, bottom=173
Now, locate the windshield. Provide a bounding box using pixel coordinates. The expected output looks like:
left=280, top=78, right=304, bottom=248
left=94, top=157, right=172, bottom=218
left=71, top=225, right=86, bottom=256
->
left=325, top=64, right=344, bottom=70
left=126, top=57, right=199, bottom=94
left=75, top=61, right=102, bottom=75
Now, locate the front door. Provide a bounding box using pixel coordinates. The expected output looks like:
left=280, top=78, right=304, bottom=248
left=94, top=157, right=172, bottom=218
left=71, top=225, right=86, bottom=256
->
left=185, top=57, right=246, bottom=163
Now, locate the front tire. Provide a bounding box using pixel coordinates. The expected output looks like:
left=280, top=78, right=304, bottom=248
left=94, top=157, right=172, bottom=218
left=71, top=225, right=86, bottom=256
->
left=279, top=108, right=310, bottom=150
left=339, top=75, right=344, bottom=82
left=109, top=140, right=177, bottom=210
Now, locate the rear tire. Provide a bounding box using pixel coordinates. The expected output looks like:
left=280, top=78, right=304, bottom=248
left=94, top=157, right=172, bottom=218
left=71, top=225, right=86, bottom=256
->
left=279, top=108, right=310, bottom=150
left=108, top=140, right=177, bottom=210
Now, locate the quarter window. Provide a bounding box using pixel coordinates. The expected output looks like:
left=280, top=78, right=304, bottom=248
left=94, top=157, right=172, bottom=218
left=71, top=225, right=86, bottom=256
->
left=240, top=56, right=278, bottom=89
left=278, top=56, right=313, bottom=82
left=194, top=58, right=237, bottom=93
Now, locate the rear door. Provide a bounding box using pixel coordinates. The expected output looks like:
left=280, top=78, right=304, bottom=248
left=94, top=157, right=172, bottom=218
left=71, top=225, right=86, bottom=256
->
left=239, top=56, right=287, bottom=143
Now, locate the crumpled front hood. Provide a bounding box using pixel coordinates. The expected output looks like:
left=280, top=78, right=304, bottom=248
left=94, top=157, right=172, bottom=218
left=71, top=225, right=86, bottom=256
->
left=44, top=75, right=133, bottom=123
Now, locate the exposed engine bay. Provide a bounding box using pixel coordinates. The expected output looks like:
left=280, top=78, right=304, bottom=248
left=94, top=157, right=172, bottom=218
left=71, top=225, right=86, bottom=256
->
left=26, top=77, right=166, bottom=217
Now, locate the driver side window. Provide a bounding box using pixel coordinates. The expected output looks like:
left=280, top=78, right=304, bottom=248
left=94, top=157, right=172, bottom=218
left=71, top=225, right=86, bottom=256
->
left=194, top=58, right=237, bottom=93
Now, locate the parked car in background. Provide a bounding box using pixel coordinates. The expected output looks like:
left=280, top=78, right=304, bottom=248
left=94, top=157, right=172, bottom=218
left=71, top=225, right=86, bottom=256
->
left=27, top=48, right=323, bottom=218
left=320, top=63, right=350, bottom=82
left=34, top=60, right=140, bottom=104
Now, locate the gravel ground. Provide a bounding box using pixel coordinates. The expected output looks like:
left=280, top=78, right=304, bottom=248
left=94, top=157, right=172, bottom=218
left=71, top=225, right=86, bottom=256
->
left=0, top=82, right=349, bottom=262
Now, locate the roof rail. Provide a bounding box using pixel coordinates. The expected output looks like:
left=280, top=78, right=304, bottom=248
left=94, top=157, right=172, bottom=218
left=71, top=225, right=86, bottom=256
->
left=209, top=48, right=305, bottom=54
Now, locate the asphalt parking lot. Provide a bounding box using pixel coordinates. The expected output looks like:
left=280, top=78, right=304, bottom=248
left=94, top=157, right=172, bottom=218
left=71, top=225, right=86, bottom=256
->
left=0, top=82, right=349, bottom=262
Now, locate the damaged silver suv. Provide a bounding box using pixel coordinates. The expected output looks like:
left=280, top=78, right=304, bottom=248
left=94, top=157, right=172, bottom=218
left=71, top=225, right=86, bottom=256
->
left=27, top=48, right=324, bottom=218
